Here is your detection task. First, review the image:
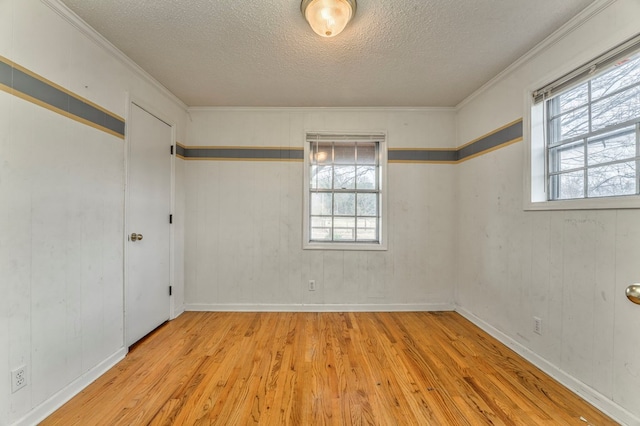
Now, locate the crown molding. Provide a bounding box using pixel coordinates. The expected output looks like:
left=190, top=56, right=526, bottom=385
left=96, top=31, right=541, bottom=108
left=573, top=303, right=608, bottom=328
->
left=41, top=0, right=616, bottom=113
left=40, top=0, right=188, bottom=112
left=455, top=0, right=617, bottom=111
left=187, top=106, right=456, bottom=113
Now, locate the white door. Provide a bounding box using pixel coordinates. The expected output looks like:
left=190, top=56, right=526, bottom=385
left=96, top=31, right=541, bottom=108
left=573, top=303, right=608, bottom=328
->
left=126, top=103, right=171, bottom=346
left=613, top=213, right=640, bottom=415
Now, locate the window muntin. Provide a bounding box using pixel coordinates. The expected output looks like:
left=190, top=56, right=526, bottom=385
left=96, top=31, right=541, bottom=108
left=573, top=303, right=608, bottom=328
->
left=303, top=132, right=387, bottom=250
left=309, top=139, right=381, bottom=243
left=546, top=50, right=640, bottom=201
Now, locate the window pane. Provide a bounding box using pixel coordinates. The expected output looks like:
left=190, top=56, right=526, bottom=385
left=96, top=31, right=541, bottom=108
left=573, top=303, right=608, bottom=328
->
left=311, top=142, right=332, bottom=164
left=556, top=82, right=588, bottom=111
left=549, top=106, right=589, bottom=143
left=310, top=216, right=332, bottom=241
left=357, top=217, right=378, bottom=241
left=311, top=193, right=332, bottom=215
left=356, top=166, right=376, bottom=189
left=334, top=144, right=355, bottom=164
left=588, top=161, right=636, bottom=197
left=333, top=229, right=354, bottom=241
left=551, top=171, right=584, bottom=200
left=591, top=54, right=640, bottom=100
left=334, top=166, right=356, bottom=189
left=357, top=193, right=377, bottom=216
left=357, top=143, right=377, bottom=164
left=592, top=84, right=640, bottom=131
left=310, top=165, right=333, bottom=189
left=549, top=142, right=584, bottom=172
left=334, top=217, right=355, bottom=227
left=333, top=217, right=355, bottom=241
left=588, top=128, right=636, bottom=166
left=334, top=193, right=355, bottom=216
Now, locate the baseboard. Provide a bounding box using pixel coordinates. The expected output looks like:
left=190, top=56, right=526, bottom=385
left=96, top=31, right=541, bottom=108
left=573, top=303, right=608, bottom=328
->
left=12, top=347, right=127, bottom=426
left=455, top=307, right=639, bottom=426
left=185, top=303, right=455, bottom=312
left=171, top=306, right=186, bottom=320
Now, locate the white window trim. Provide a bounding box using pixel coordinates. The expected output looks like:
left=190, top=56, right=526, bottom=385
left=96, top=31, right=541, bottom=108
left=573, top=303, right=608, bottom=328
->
left=525, top=96, right=640, bottom=211
left=524, top=37, right=640, bottom=211
left=302, top=131, right=388, bottom=251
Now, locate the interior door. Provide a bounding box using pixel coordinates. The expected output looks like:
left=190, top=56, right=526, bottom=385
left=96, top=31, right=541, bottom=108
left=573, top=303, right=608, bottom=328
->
left=613, top=213, right=640, bottom=416
left=126, top=103, right=171, bottom=346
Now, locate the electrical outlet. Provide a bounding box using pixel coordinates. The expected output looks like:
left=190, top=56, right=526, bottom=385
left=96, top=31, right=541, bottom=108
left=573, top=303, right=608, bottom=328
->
left=11, top=365, right=27, bottom=393
left=534, top=317, right=542, bottom=335
left=308, top=280, right=316, bottom=291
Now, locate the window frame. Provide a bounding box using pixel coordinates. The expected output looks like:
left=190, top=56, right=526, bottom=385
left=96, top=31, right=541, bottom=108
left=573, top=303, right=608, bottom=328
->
left=302, top=132, right=388, bottom=251
left=525, top=35, right=640, bottom=211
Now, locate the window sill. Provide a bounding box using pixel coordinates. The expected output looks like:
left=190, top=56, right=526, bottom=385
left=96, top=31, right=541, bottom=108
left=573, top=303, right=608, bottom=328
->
left=303, top=241, right=388, bottom=251
left=524, top=195, right=640, bottom=211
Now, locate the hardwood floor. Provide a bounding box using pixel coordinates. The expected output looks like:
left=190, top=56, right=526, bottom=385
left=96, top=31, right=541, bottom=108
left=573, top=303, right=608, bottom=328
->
left=43, top=312, right=616, bottom=425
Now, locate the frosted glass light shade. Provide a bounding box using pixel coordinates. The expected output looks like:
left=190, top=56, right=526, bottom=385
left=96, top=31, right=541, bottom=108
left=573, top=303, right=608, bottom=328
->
left=301, top=0, right=356, bottom=38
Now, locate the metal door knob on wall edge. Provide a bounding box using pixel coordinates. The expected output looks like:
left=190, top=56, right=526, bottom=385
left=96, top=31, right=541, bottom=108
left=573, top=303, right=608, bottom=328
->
left=131, top=233, right=143, bottom=242
left=627, top=284, right=640, bottom=305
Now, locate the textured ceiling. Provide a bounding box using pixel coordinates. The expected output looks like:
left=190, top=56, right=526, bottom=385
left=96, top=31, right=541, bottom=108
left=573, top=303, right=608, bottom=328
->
left=60, top=0, right=595, bottom=107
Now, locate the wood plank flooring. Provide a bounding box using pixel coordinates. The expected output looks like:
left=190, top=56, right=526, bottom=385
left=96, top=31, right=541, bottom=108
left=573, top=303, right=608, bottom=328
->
left=42, top=312, right=616, bottom=425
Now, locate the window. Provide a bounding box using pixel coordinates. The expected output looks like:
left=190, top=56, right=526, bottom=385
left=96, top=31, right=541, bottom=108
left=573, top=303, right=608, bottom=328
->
left=528, top=35, right=640, bottom=208
left=303, top=133, right=387, bottom=250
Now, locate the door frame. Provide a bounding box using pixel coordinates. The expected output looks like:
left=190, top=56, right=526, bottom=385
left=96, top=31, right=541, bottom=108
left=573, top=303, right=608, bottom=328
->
left=123, top=94, right=177, bottom=348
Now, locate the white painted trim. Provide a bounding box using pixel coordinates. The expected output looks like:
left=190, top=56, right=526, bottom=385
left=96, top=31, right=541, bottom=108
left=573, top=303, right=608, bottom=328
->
left=122, top=93, right=132, bottom=357
left=455, top=307, right=640, bottom=426
left=455, top=0, right=617, bottom=111
left=40, top=0, right=187, bottom=112
left=11, top=348, right=127, bottom=426
left=522, top=38, right=640, bottom=211
left=187, top=106, right=456, bottom=113
left=524, top=195, right=640, bottom=211
left=185, top=303, right=455, bottom=312
left=302, top=131, right=389, bottom=251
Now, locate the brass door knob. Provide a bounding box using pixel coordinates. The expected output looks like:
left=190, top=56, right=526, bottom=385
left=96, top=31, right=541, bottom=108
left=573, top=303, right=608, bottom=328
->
left=131, top=233, right=143, bottom=242
left=626, top=284, right=640, bottom=305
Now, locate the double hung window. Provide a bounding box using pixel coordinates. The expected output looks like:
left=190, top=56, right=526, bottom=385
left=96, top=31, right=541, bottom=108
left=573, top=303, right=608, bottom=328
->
left=303, top=133, right=387, bottom=250
left=529, top=35, right=640, bottom=206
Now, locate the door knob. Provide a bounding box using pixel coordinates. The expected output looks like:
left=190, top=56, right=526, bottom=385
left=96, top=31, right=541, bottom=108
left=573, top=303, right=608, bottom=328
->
left=131, top=233, right=143, bottom=242
left=626, top=284, right=640, bottom=305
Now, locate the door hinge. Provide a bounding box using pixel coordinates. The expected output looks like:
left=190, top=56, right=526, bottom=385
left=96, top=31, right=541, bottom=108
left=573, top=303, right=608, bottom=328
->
left=169, top=286, right=172, bottom=296
left=170, top=145, right=174, bottom=155
left=169, top=214, right=173, bottom=224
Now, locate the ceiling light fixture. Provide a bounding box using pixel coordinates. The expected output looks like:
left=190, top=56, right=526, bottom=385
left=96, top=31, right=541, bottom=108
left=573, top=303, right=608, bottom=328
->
left=301, top=0, right=356, bottom=38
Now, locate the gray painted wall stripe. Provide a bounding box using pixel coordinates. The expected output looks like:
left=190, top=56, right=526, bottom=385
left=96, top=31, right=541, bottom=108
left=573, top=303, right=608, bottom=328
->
left=104, top=114, right=126, bottom=136
left=178, top=121, right=522, bottom=162
left=13, top=70, right=69, bottom=112
left=388, top=150, right=458, bottom=162
left=457, top=121, right=523, bottom=160
left=69, top=96, right=103, bottom=127
left=182, top=147, right=304, bottom=160
left=1, top=60, right=125, bottom=136
left=0, top=61, right=12, bottom=88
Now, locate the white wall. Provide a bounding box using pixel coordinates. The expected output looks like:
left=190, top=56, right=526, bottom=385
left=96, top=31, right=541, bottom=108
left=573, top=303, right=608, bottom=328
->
left=455, top=0, right=640, bottom=423
left=0, top=1, right=187, bottom=424
left=3, top=0, right=638, bottom=424
left=184, top=108, right=457, bottom=310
